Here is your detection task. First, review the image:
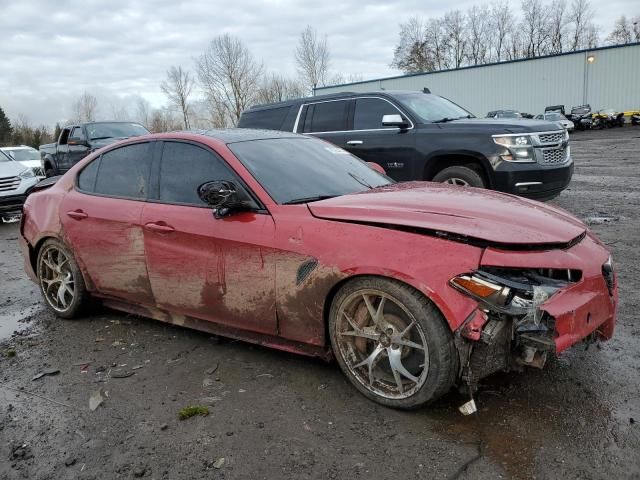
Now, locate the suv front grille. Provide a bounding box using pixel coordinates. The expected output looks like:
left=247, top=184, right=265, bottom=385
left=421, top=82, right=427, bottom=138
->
left=541, top=147, right=568, bottom=165
left=538, top=132, right=564, bottom=144
left=0, top=176, right=20, bottom=192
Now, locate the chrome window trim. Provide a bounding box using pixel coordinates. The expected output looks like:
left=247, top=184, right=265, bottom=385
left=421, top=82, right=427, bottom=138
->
left=293, top=96, right=415, bottom=134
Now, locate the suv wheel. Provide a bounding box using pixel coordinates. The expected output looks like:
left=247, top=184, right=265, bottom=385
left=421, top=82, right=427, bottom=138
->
left=432, top=166, right=486, bottom=189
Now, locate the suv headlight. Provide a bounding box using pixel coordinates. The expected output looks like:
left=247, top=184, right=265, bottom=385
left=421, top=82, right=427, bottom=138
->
left=19, top=168, right=35, bottom=179
left=493, top=135, right=535, bottom=162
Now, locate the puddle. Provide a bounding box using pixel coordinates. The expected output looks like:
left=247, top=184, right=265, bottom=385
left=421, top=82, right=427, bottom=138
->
left=0, top=304, right=44, bottom=341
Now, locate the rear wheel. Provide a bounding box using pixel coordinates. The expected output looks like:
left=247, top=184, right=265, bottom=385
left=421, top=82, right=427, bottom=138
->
left=432, top=165, right=486, bottom=188
left=37, top=239, right=89, bottom=318
left=328, top=277, right=458, bottom=409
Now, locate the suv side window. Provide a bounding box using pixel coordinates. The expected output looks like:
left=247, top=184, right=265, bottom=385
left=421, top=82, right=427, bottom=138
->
left=93, top=142, right=152, bottom=199
left=353, top=98, right=404, bottom=130
left=158, top=141, right=237, bottom=206
left=303, top=100, right=348, bottom=133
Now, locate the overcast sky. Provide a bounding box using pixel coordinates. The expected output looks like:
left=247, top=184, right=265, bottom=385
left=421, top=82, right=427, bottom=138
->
left=0, top=0, right=633, bottom=127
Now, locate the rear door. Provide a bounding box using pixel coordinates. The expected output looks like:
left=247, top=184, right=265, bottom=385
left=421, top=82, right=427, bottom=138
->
left=343, top=97, right=418, bottom=181
left=141, top=140, right=277, bottom=335
left=296, top=99, right=348, bottom=148
left=61, top=141, right=155, bottom=304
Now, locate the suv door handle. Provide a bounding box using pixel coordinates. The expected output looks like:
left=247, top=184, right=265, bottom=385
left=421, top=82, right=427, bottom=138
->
left=144, top=222, right=175, bottom=233
left=66, top=210, right=88, bottom=220
left=346, top=140, right=363, bottom=146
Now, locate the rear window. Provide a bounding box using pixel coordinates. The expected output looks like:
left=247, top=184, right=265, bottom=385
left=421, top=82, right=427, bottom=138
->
left=303, top=101, right=348, bottom=133
left=93, top=143, right=152, bottom=199
left=240, top=106, right=291, bottom=130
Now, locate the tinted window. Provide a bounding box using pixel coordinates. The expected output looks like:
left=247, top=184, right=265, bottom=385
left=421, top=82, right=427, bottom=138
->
left=240, top=106, right=291, bottom=130
left=354, top=98, right=402, bottom=130
left=94, top=143, right=151, bottom=199
left=70, top=127, right=85, bottom=141
left=304, top=101, right=347, bottom=133
left=229, top=137, right=391, bottom=204
left=77, top=159, right=100, bottom=192
left=159, top=142, right=236, bottom=205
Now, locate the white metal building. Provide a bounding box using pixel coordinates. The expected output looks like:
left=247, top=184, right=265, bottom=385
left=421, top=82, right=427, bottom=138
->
left=315, top=43, right=640, bottom=117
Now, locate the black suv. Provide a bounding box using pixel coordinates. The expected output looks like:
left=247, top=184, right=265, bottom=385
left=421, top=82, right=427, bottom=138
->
left=238, top=90, right=573, bottom=200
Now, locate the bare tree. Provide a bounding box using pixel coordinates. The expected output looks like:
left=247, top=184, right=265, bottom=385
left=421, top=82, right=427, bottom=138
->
left=426, top=18, right=450, bottom=69
left=548, top=0, right=568, bottom=53
left=567, top=0, right=594, bottom=50
left=467, top=5, right=491, bottom=65
left=149, top=107, right=182, bottom=133
left=110, top=103, right=130, bottom=121
left=295, top=25, right=330, bottom=92
left=443, top=10, right=468, bottom=68
left=160, top=65, right=195, bottom=129
left=197, top=34, right=263, bottom=126
left=606, top=15, right=633, bottom=45
left=491, top=2, right=514, bottom=61
left=633, top=16, right=640, bottom=42
left=256, top=74, right=306, bottom=104
left=135, top=97, right=152, bottom=129
left=391, top=17, right=432, bottom=73
left=521, top=0, right=550, bottom=57
left=71, top=91, right=98, bottom=123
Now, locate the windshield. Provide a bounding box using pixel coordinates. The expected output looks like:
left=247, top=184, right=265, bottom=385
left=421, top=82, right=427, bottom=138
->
left=497, top=111, right=521, bottom=118
left=85, top=122, right=149, bottom=140
left=394, top=93, right=472, bottom=123
left=3, top=148, right=40, bottom=161
left=0, top=150, right=11, bottom=162
left=229, top=137, right=392, bottom=204
left=544, top=113, right=562, bottom=121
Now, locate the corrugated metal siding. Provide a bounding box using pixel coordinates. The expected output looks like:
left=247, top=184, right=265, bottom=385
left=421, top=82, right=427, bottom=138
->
left=316, top=44, right=640, bottom=116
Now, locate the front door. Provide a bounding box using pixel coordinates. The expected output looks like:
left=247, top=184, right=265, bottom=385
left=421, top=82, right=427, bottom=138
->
left=342, top=97, right=418, bottom=181
left=66, top=126, right=90, bottom=168
left=61, top=141, right=155, bottom=304
left=141, top=140, right=277, bottom=335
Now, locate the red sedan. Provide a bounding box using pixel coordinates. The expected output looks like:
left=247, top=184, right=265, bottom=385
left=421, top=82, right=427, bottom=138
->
left=19, top=130, right=617, bottom=409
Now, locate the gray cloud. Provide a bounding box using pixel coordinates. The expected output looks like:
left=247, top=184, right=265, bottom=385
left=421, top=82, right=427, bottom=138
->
left=0, top=0, right=630, bottom=127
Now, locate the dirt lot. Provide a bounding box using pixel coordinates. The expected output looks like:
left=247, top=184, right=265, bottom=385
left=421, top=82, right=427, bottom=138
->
left=1, top=127, right=639, bottom=480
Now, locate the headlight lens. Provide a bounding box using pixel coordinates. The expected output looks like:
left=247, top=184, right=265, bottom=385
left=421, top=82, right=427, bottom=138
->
left=19, top=168, right=35, bottom=179
left=493, top=135, right=535, bottom=162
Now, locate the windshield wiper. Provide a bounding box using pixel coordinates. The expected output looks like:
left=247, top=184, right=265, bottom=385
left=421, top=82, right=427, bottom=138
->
left=89, top=136, right=114, bottom=141
left=432, top=115, right=472, bottom=123
left=283, top=195, right=337, bottom=205
left=349, top=172, right=373, bottom=189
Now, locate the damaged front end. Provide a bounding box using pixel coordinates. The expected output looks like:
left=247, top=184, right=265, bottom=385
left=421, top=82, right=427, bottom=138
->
left=449, top=259, right=615, bottom=390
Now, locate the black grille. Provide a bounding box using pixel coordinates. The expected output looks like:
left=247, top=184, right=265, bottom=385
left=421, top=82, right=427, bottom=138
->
left=296, top=259, right=318, bottom=286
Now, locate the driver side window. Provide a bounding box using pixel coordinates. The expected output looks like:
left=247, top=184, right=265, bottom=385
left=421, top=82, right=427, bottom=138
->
left=158, top=141, right=239, bottom=206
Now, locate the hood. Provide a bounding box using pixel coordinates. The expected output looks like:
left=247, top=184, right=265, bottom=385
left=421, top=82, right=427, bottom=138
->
left=308, top=182, right=586, bottom=247
left=0, top=160, right=31, bottom=177
left=423, top=118, right=561, bottom=134
left=18, top=160, right=41, bottom=168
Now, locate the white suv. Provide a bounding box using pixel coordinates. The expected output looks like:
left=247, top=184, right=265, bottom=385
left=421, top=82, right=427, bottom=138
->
left=1, top=145, right=44, bottom=177
left=0, top=149, right=39, bottom=222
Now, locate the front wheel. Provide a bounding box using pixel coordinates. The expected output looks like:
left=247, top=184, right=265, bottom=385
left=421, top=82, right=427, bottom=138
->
left=329, top=277, right=458, bottom=409
left=432, top=165, right=486, bottom=188
left=37, top=239, right=89, bottom=318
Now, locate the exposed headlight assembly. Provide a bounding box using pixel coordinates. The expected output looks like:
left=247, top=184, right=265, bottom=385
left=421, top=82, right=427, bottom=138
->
left=492, top=134, right=535, bottom=162
left=19, top=168, right=35, bottom=179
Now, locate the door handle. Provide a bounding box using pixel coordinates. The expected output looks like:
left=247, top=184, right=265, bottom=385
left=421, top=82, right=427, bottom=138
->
left=144, top=222, right=175, bottom=233
left=66, top=210, right=88, bottom=220
left=346, top=140, right=363, bottom=146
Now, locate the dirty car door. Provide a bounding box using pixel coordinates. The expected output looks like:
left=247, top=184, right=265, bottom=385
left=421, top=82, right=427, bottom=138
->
left=61, top=141, right=155, bottom=304
left=141, top=140, right=277, bottom=335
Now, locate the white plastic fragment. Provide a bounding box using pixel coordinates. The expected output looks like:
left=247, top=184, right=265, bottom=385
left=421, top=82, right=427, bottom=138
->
left=459, top=398, right=477, bottom=415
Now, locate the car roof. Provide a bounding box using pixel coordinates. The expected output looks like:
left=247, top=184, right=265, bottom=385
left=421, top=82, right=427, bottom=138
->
left=179, top=128, right=304, bottom=144
left=246, top=90, right=428, bottom=111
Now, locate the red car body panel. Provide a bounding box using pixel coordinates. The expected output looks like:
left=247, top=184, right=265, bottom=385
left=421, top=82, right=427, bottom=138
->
left=19, top=132, right=617, bottom=364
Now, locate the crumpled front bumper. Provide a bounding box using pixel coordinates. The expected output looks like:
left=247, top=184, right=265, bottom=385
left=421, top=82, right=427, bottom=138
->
left=479, top=232, right=617, bottom=354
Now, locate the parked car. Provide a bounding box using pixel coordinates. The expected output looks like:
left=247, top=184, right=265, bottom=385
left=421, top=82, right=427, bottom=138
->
left=20, top=130, right=617, bottom=409
left=544, top=105, right=566, bottom=116
left=1, top=145, right=45, bottom=177
left=534, top=112, right=575, bottom=132
left=39, top=121, right=149, bottom=177
left=568, top=105, right=593, bottom=130
left=239, top=91, right=573, bottom=201
left=0, top=148, right=39, bottom=222
left=486, top=110, right=523, bottom=119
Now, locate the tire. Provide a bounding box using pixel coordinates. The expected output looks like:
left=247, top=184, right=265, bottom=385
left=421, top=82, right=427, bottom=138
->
left=328, top=276, right=458, bottom=409
left=36, top=238, right=89, bottom=319
left=45, top=167, right=55, bottom=178
left=432, top=165, right=486, bottom=188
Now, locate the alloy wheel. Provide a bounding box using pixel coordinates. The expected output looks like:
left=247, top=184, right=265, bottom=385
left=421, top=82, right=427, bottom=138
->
left=444, top=177, right=469, bottom=186
left=335, top=289, right=429, bottom=399
left=39, top=245, right=75, bottom=312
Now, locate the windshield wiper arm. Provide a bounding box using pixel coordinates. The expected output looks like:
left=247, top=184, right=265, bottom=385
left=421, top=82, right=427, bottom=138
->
left=349, top=172, right=373, bottom=189
left=283, top=195, right=337, bottom=205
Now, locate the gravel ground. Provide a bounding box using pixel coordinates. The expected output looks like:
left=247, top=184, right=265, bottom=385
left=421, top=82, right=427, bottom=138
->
left=1, top=127, right=639, bottom=480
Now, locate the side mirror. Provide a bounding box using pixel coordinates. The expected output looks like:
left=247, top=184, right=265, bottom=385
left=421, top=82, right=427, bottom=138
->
left=366, top=162, right=386, bottom=175
left=198, top=180, right=254, bottom=218
left=382, top=114, right=409, bottom=129
left=68, top=139, right=88, bottom=147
